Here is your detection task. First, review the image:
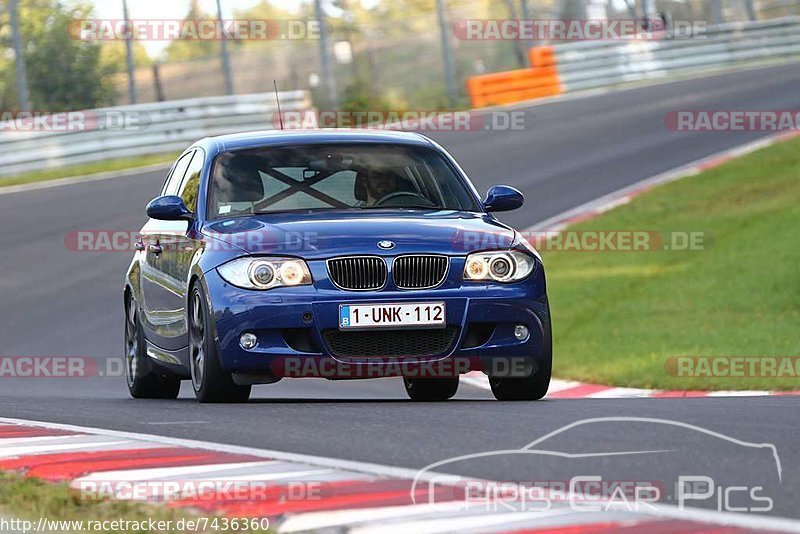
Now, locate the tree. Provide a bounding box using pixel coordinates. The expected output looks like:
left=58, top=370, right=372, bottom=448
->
left=25, top=3, right=115, bottom=110
left=163, top=0, right=224, bottom=62
left=100, top=41, right=152, bottom=75
left=0, top=0, right=117, bottom=111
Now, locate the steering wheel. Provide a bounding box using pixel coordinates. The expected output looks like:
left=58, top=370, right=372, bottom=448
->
left=374, top=191, right=436, bottom=207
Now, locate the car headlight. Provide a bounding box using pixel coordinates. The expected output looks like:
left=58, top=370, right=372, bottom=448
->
left=217, top=257, right=312, bottom=290
left=463, top=250, right=535, bottom=283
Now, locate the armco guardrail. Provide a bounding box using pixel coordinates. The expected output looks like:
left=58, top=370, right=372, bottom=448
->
left=554, top=17, right=800, bottom=93
left=467, top=17, right=800, bottom=108
left=0, top=90, right=311, bottom=177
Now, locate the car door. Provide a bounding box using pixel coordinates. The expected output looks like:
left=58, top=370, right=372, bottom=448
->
left=154, top=149, right=206, bottom=354
left=139, top=150, right=195, bottom=350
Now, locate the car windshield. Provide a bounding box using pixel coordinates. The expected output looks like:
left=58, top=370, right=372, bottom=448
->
left=207, top=143, right=481, bottom=218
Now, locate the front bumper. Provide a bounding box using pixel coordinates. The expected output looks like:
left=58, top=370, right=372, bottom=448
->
left=204, top=257, right=550, bottom=379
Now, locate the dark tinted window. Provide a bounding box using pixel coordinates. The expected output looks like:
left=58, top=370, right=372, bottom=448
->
left=163, top=151, right=194, bottom=196
left=179, top=150, right=203, bottom=212
left=208, top=144, right=480, bottom=218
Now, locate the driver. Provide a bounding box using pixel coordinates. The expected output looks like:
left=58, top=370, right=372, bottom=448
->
left=364, top=168, right=400, bottom=205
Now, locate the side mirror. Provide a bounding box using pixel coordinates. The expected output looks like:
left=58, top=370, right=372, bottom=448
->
left=483, top=185, right=524, bottom=212
left=146, top=195, right=193, bottom=221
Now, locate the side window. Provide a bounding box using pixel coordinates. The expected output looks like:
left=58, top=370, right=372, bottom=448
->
left=162, top=151, right=194, bottom=196
left=178, top=151, right=203, bottom=213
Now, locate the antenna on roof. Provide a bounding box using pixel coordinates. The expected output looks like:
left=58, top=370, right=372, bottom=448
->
left=273, top=80, right=285, bottom=130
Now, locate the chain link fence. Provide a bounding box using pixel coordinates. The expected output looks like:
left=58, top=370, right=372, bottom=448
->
left=101, top=0, right=798, bottom=110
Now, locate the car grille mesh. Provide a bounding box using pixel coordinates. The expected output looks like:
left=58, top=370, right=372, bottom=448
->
left=327, top=257, right=387, bottom=290
left=323, top=327, right=459, bottom=358
left=393, top=255, right=449, bottom=289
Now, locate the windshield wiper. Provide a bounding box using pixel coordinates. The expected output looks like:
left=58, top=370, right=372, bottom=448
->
left=358, top=205, right=442, bottom=210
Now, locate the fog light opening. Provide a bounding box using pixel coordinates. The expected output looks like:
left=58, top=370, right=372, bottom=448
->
left=239, top=333, right=258, bottom=350
left=514, top=325, right=529, bottom=341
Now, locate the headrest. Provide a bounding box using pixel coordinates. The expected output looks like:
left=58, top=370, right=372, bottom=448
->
left=215, top=156, right=264, bottom=202
left=354, top=168, right=402, bottom=202
left=354, top=168, right=368, bottom=202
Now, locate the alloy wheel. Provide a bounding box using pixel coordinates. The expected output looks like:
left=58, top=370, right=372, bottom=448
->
left=125, top=296, right=138, bottom=388
left=189, top=291, right=206, bottom=391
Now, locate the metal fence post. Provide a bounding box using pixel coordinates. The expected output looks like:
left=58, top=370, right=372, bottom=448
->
left=122, top=0, right=138, bottom=104
left=314, top=0, right=338, bottom=108
left=436, top=0, right=457, bottom=108
left=216, top=0, right=234, bottom=95
left=9, top=0, right=30, bottom=110
left=711, top=0, right=724, bottom=24
left=743, top=0, right=758, bottom=21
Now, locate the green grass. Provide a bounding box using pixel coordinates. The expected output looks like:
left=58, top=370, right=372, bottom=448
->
left=0, top=153, right=176, bottom=188
left=0, top=472, right=269, bottom=533
left=544, top=136, right=800, bottom=390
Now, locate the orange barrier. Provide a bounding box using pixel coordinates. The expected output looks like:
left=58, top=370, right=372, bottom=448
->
left=466, top=46, right=562, bottom=108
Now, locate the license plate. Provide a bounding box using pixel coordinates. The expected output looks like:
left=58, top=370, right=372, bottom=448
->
left=339, top=302, right=445, bottom=330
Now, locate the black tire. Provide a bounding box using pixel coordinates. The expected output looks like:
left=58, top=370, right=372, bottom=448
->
left=404, top=377, right=459, bottom=401
left=490, top=324, right=552, bottom=401
left=188, top=285, right=251, bottom=403
left=489, top=366, right=550, bottom=401
left=489, top=310, right=553, bottom=400
left=125, top=293, right=180, bottom=399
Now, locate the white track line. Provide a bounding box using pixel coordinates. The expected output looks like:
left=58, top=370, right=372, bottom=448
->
left=0, top=418, right=444, bottom=482
left=2, top=417, right=799, bottom=532
left=588, top=387, right=658, bottom=399
left=526, top=131, right=800, bottom=233
left=707, top=390, right=773, bottom=397
left=350, top=508, right=578, bottom=534
left=0, top=162, right=170, bottom=197
left=70, top=461, right=279, bottom=483
left=0, top=435, right=86, bottom=446
left=0, top=438, right=133, bottom=457
left=278, top=501, right=474, bottom=533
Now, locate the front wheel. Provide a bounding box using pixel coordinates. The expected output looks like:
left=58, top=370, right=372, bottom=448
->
left=490, top=317, right=552, bottom=401
left=125, top=293, right=180, bottom=399
left=188, top=285, right=251, bottom=403
left=404, top=377, right=459, bottom=401
left=489, top=367, right=550, bottom=401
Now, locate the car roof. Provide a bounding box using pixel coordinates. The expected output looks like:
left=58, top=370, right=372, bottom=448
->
left=193, top=129, right=436, bottom=155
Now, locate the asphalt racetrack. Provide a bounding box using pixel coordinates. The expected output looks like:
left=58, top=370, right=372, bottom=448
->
left=1, top=65, right=798, bottom=519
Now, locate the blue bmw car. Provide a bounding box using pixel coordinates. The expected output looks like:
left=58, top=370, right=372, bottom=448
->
left=124, top=130, right=552, bottom=403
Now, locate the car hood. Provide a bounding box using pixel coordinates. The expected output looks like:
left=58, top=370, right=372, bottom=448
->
left=202, top=210, right=516, bottom=259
